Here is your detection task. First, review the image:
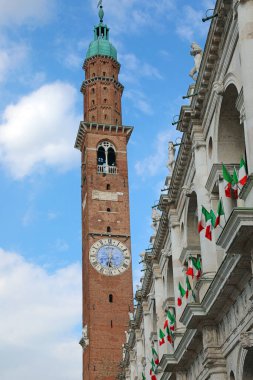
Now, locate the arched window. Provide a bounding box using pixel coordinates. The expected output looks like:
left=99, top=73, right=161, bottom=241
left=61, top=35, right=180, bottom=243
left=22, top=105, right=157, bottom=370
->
left=97, top=141, right=117, bottom=174
left=107, top=208, right=111, bottom=212
left=97, top=146, right=106, bottom=165
left=108, top=147, right=116, bottom=166
left=109, top=294, right=113, bottom=303
left=106, top=184, right=110, bottom=190
left=107, top=226, right=111, bottom=233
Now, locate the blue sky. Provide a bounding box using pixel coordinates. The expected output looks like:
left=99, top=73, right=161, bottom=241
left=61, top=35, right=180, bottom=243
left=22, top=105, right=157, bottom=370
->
left=0, top=0, right=213, bottom=378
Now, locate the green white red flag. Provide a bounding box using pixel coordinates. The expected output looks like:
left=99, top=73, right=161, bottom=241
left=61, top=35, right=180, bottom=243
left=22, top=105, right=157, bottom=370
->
left=164, top=309, right=175, bottom=331
left=142, top=372, right=146, bottom=380
left=177, top=282, right=186, bottom=306
left=152, top=347, right=159, bottom=365
left=185, top=276, right=192, bottom=299
left=149, top=359, right=157, bottom=380
left=232, top=167, right=239, bottom=199
left=186, top=258, right=194, bottom=278
left=165, top=326, right=174, bottom=344
left=192, top=256, right=202, bottom=279
left=215, top=199, right=225, bottom=227
left=239, top=158, right=248, bottom=186
left=159, top=329, right=165, bottom=346
left=198, top=206, right=210, bottom=233
left=222, top=163, right=233, bottom=198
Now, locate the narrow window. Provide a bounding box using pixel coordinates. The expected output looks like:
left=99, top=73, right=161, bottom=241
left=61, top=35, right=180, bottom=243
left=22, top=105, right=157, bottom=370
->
left=91, top=100, right=95, bottom=106
left=92, top=116, right=95, bottom=121
left=109, top=294, right=113, bottom=303
left=104, top=114, right=107, bottom=120
left=107, top=226, right=111, bottom=233
left=104, top=98, right=107, bottom=104
left=116, top=119, right=118, bottom=124
left=111, top=320, right=113, bottom=328
left=108, top=147, right=116, bottom=166
left=107, top=208, right=111, bottom=212
left=97, top=146, right=106, bottom=165
left=91, top=88, right=95, bottom=94
left=103, top=71, right=106, bottom=76
left=106, top=184, right=110, bottom=190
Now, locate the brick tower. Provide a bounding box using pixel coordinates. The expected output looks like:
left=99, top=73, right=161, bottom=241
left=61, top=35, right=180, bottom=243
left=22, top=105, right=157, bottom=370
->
left=75, top=3, right=133, bottom=380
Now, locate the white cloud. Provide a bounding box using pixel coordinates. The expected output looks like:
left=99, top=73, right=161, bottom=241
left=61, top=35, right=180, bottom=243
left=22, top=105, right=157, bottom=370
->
left=91, top=0, right=175, bottom=34
left=0, top=248, right=81, bottom=380
left=119, top=53, right=162, bottom=85
left=125, top=89, right=153, bottom=115
left=135, top=130, right=173, bottom=178
left=0, top=40, right=28, bottom=83
left=0, top=82, right=81, bottom=179
left=0, top=0, right=56, bottom=27
left=176, top=1, right=215, bottom=42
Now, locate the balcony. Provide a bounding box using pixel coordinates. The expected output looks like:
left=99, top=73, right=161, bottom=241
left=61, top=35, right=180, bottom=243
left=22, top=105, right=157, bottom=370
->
left=97, top=165, right=118, bottom=175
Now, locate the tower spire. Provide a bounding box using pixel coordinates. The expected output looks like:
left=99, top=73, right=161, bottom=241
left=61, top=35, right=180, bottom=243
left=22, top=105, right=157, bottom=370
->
left=97, top=0, right=104, bottom=23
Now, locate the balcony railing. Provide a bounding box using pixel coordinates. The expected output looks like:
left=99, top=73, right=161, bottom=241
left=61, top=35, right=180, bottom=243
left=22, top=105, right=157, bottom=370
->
left=97, top=165, right=118, bottom=175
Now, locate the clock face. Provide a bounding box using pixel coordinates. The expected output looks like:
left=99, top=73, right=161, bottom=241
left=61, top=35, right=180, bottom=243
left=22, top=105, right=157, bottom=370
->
left=89, top=238, right=131, bottom=276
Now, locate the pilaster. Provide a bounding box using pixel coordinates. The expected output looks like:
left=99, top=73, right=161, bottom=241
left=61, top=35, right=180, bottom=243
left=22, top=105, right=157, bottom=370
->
left=238, top=0, right=253, bottom=176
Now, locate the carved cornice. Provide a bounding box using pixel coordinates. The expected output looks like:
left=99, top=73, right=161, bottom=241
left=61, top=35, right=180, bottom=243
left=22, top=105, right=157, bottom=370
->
left=205, top=163, right=240, bottom=193
left=159, top=329, right=202, bottom=373
left=74, top=121, right=133, bottom=151
left=81, top=76, right=124, bottom=93
left=180, top=253, right=251, bottom=329
left=216, top=208, right=253, bottom=253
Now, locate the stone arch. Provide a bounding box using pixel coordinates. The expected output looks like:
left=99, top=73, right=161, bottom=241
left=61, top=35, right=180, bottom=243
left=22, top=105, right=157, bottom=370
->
left=217, top=83, right=245, bottom=164
left=186, top=191, right=200, bottom=249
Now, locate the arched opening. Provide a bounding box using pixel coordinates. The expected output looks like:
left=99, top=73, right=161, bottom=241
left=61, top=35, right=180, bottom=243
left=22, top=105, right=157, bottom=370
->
left=107, top=208, right=111, bottom=212
left=104, top=114, right=107, bottom=120
left=97, top=142, right=117, bottom=174
left=107, top=226, right=111, bottom=233
left=243, top=350, right=253, bottom=379
left=106, top=184, right=110, bottom=190
left=108, top=147, right=116, bottom=166
left=186, top=192, right=200, bottom=249
left=91, top=100, right=95, bottom=106
left=109, top=294, right=113, bottom=303
left=104, top=98, right=107, bottom=104
left=218, top=84, right=246, bottom=164
left=230, top=371, right=235, bottom=380
left=97, top=146, right=106, bottom=165
left=91, top=88, right=95, bottom=94
left=103, top=71, right=106, bottom=76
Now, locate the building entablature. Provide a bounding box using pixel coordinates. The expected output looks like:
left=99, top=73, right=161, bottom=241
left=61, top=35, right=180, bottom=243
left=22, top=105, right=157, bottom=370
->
left=180, top=253, right=251, bottom=329
left=190, top=0, right=234, bottom=120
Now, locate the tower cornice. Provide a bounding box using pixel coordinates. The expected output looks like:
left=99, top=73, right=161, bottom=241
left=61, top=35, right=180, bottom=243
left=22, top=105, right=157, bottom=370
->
left=74, top=121, right=133, bottom=151
left=83, top=55, right=121, bottom=70
left=80, top=76, right=124, bottom=93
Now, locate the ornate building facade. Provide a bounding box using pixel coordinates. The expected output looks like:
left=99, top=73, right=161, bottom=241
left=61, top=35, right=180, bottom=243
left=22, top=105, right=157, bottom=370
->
left=120, top=1, right=253, bottom=379
left=75, top=5, right=133, bottom=380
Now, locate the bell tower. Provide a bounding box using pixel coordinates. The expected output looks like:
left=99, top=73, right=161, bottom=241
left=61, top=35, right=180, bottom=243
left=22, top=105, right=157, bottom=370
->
left=75, top=3, right=133, bottom=380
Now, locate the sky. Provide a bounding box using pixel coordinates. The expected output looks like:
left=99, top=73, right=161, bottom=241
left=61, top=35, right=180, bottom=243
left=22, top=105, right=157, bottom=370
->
left=0, top=0, right=214, bottom=378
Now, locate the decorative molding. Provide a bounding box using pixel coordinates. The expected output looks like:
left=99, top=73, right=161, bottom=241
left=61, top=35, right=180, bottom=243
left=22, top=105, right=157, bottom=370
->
left=239, top=174, right=253, bottom=201
left=216, top=208, right=253, bottom=253
left=205, top=163, right=240, bottom=193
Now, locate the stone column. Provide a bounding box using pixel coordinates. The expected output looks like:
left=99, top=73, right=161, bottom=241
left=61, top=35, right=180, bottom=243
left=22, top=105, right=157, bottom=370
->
left=129, top=350, right=137, bottom=380
left=135, top=329, right=144, bottom=379
left=169, top=211, right=186, bottom=340
left=238, top=0, right=253, bottom=175
left=192, top=126, right=218, bottom=299
left=202, top=324, right=227, bottom=380
left=142, top=301, right=152, bottom=379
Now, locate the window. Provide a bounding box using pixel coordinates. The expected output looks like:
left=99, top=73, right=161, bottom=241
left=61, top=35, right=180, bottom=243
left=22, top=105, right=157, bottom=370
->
left=91, top=116, right=95, bottom=121
left=104, top=114, right=107, bottom=120
left=92, top=73, right=95, bottom=77
left=107, top=208, right=111, bottom=212
left=107, top=226, right=111, bottom=233
left=104, top=98, right=107, bottom=104
left=91, top=88, right=95, bottom=94
left=97, top=142, right=117, bottom=174
left=106, top=184, right=110, bottom=190
left=103, top=71, right=106, bottom=76
left=91, top=100, right=95, bottom=106
left=111, top=320, right=113, bottom=328
left=109, top=294, right=113, bottom=303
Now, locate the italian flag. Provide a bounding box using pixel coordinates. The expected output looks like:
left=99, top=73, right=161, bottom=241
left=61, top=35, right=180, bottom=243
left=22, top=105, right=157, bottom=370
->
left=232, top=167, right=239, bottom=199
left=164, top=310, right=175, bottom=331
left=152, top=347, right=159, bottom=365
left=186, top=258, right=194, bottom=278
left=177, top=282, right=186, bottom=306
left=185, top=276, right=192, bottom=299
left=159, top=329, right=165, bottom=346
left=222, top=163, right=233, bottom=198
left=215, top=199, right=225, bottom=227
left=205, top=209, right=214, bottom=241
left=198, top=206, right=210, bottom=233
left=166, top=326, right=174, bottom=344
left=150, top=359, right=157, bottom=380
left=142, top=373, right=146, bottom=380
left=192, top=256, right=202, bottom=279
left=239, top=158, right=248, bottom=186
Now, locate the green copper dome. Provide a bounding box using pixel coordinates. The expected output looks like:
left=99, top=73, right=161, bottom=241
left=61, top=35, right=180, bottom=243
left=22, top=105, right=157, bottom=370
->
left=86, top=5, right=117, bottom=61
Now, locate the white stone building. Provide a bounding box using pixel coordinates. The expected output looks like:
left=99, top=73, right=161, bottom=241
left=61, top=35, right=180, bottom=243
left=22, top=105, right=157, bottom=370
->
left=118, top=1, right=253, bottom=379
